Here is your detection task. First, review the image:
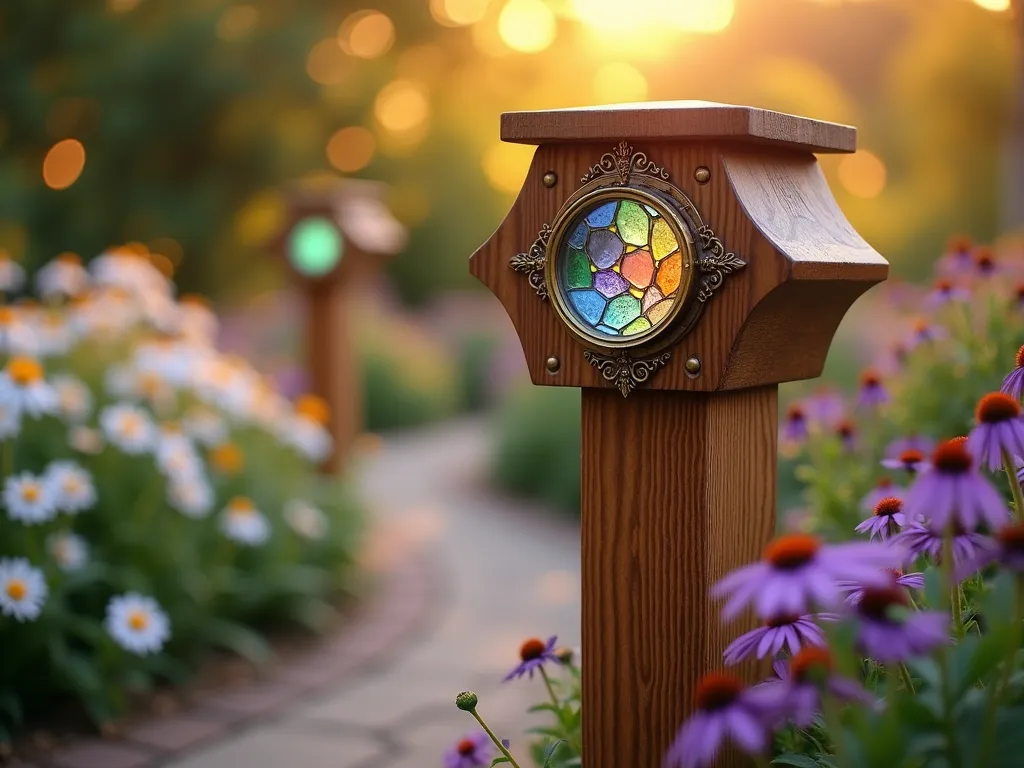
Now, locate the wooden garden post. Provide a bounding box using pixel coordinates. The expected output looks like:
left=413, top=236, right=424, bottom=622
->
left=278, top=181, right=406, bottom=474
left=469, top=102, right=888, bottom=767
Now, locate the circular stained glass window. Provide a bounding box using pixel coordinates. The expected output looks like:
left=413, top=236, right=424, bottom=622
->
left=551, top=192, right=693, bottom=345
left=287, top=216, right=344, bottom=278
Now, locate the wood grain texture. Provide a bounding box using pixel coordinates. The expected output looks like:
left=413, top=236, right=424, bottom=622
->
left=500, top=101, right=856, bottom=154
left=469, top=141, right=886, bottom=394
left=581, top=386, right=777, bottom=768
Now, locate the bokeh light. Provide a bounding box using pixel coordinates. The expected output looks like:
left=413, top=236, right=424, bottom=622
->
left=42, top=139, right=86, bottom=190
left=107, top=0, right=139, bottom=12
left=497, top=0, right=556, bottom=53
left=482, top=142, right=535, bottom=194
left=571, top=0, right=733, bottom=33
left=148, top=237, right=184, bottom=266
left=326, top=126, right=376, bottom=173
left=593, top=63, right=648, bottom=103
left=287, top=217, right=344, bottom=277
left=234, top=190, right=286, bottom=247
left=306, top=39, right=348, bottom=85
left=431, top=0, right=491, bottom=26
left=837, top=149, right=888, bottom=199
left=374, top=80, right=430, bottom=134
left=973, top=0, right=1010, bottom=10
left=217, top=5, right=259, bottom=40
left=338, top=10, right=395, bottom=59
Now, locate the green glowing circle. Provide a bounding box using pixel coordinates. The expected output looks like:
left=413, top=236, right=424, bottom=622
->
left=287, top=216, right=344, bottom=277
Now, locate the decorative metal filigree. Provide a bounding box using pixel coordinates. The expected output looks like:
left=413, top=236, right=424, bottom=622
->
left=509, top=224, right=552, bottom=300
left=583, top=349, right=672, bottom=398
left=580, top=141, right=670, bottom=186
left=696, top=225, right=747, bottom=303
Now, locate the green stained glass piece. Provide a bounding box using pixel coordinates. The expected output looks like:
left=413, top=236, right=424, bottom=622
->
left=615, top=201, right=650, bottom=246
left=622, top=316, right=652, bottom=336
left=287, top=216, right=344, bottom=277
left=601, top=295, right=641, bottom=330
left=566, top=247, right=592, bottom=288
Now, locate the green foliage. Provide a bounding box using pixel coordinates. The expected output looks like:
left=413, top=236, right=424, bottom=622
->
left=454, top=332, right=498, bottom=414
left=491, top=386, right=580, bottom=515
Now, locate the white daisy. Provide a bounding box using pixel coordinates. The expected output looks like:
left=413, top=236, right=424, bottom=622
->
left=220, top=497, right=270, bottom=546
left=134, top=338, right=206, bottom=389
left=0, top=256, right=26, bottom=292
left=52, top=374, right=93, bottom=423
left=0, top=306, right=39, bottom=356
left=154, top=426, right=202, bottom=479
left=99, top=403, right=154, bottom=454
left=35, top=253, right=90, bottom=298
left=35, top=311, right=76, bottom=357
left=47, top=532, right=88, bottom=572
left=69, top=425, right=104, bottom=455
left=280, top=395, right=333, bottom=462
left=0, top=558, right=47, bottom=621
left=4, top=472, right=58, bottom=524
left=167, top=478, right=214, bottom=519
left=0, top=399, right=20, bottom=440
left=105, top=593, right=170, bottom=655
left=44, top=460, right=96, bottom=514
left=0, top=356, right=59, bottom=418
left=284, top=499, right=328, bottom=541
left=175, top=295, right=218, bottom=345
left=182, top=406, right=227, bottom=447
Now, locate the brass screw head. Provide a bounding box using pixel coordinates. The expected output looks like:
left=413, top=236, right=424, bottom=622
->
left=694, top=166, right=711, bottom=184
left=684, top=356, right=702, bottom=375
left=542, top=171, right=558, bottom=188
left=545, top=356, right=561, bottom=374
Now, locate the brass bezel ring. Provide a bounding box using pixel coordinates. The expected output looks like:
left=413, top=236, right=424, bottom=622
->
left=544, top=182, right=700, bottom=353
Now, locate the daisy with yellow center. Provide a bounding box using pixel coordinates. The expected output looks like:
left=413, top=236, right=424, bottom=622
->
left=284, top=499, right=329, bottom=541
left=282, top=394, right=333, bottom=462
left=105, top=593, right=170, bottom=655
left=52, top=374, right=93, bottom=423
left=167, top=478, right=214, bottom=519
left=0, top=305, right=39, bottom=356
left=99, top=403, right=155, bottom=455
left=35, top=252, right=90, bottom=298
left=0, top=356, right=58, bottom=418
left=220, top=496, right=270, bottom=546
left=209, top=442, right=244, bottom=475
left=44, top=460, right=97, bottom=515
left=3, top=472, right=57, bottom=525
left=182, top=406, right=227, bottom=446
left=47, top=532, right=88, bottom=572
left=0, top=557, right=47, bottom=621
left=0, top=255, right=26, bottom=292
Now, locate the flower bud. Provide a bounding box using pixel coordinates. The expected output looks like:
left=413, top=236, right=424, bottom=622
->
left=455, top=690, right=478, bottom=712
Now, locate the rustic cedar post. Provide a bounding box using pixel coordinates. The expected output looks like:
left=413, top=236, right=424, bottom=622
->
left=469, top=102, right=888, bottom=766
left=277, top=180, right=406, bottom=474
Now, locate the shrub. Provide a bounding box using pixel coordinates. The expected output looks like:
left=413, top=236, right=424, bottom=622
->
left=0, top=249, right=362, bottom=740
left=492, top=386, right=581, bottom=515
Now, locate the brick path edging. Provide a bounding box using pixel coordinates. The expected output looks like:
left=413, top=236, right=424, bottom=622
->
left=23, top=550, right=441, bottom=768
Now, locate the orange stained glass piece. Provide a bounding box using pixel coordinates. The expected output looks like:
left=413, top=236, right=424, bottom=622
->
left=656, top=251, right=682, bottom=295
left=621, top=249, right=654, bottom=289
left=646, top=299, right=673, bottom=326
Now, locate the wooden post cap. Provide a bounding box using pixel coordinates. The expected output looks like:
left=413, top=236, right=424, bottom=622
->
left=470, top=100, right=887, bottom=396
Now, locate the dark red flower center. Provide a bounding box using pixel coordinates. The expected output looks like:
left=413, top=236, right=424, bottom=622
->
left=874, top=496, right=903, bottom=518
left=884, top=568, right=904, bottom=580
left=695, top=672, right=742, bottom=711
left=934, top=279, right=953, bottom=294
left=876, top=477, right=894, bottom=489
left=913, top=318, right=930, bottom=334
left=857, top=586, right=909, bottom=622
left=790, top=647, right=834, bottom=682
left=899, top=449, right=925, bottom=466
left=519, top=638, right=546, bottom=662
left=1015, top=285, right=1024, bottom=303
left=765, top=614, right=801, bottom=628
left=997, top=522, right=1024, bottom=553
left=787, top=405, right=805, bottom=423
left=977, top=392, right=1021, bottom=424
left=1016, top=345, right=1024, bottom=370
left=948, top=235, right=971, bottom=255
left=974, top=247, right=995, bottom=272
left=932, top=440, right=972, bottom=474
left=457, top=739, right=476, bottom=756
left=763, top=534, right=820, bottom=569
left=860, top=369, right=881, bottom=388
left=836, top=420, right=855, bottom=439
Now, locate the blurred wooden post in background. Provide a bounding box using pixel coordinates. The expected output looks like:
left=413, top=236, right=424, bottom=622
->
left=278, top=180, right=406, bottom=473
left=469, top=102, right=888, bottom=767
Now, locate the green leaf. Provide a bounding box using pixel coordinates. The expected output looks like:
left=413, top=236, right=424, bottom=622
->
left=543, top=739, right=566, bottom=767
left=489, top=759, right=511, bottom=767
left=772, top=756, right=821, bottom=767
left=922, top=566, right=945, bottom=610
left=201, top=619, right=273, bottom=666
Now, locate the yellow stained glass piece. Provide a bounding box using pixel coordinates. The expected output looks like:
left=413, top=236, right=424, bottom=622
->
left=652, top=218, right=678, bottom=261
left=629, top=287, right=643, bottom=299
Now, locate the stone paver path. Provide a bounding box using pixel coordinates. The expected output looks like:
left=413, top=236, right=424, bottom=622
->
left=165, top=418, right=582, bottom=767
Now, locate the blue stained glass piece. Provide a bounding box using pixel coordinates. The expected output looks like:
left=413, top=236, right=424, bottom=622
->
left=586, top=202, right=617, bottom=227
left=596, top=324, right=618, bottom=335
left=568, top=222, right=588, bottom=249
left=568, top=289, right=607, bottom=326
left=643, top=204, right=660, bottom=217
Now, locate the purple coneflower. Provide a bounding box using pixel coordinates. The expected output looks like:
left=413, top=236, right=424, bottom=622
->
left=711, top=534, right=904, bottom=621
left=723, top=612, right=836, bottom=665
left=443, top=732, right=494, bottom=768
left=881, top=435, right=934, bottom=475
left=665, top=673, right=777, bottom=767
left=854, top=585, right=949, bottom=663
left=1001, top=345, right=1024, bottom=401
left=855, top=496, right=907, bottom=540
left=857, top=369, right=889, bottom=409
left=937, top=234, right=974, bottom=275
left=973, top=245, right=998, bottom=277
left=968, top=392, right=1024, bottom=471
left=781, top=404, right=808, bottom=445
left=1014, top=283, right=1024, bottom=311
left=503, top=636, right=558, bottom=682
left=925, top=278, right=970, bottom=308
left=755, top=648, right=872, bottom=729
left=835, top=419, right=857, bottom=452
left=908, top=317, right=948, bottom=349
left=904, top=439, right=1008, bottom=531
left=840, top=568, right=924, bottom=604
left=955, top=521, right=1024, bottom=579
left=861, top=477, right=901, bottom=511
left=895, top=521, right=998, bottom=574
left=803, top=390, right=846, bottom=428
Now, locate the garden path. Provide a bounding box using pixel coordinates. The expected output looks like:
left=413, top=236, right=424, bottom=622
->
left=164, top=417, right=582, bottom=768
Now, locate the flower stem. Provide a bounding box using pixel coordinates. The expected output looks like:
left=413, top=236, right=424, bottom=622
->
left=1003, top=448, right=1024, bottom=520
left=470, top=708, right=522, bottom=768
left=898, top=663, right=916, bottom=694
left=940, top=524, right=964, bottom=768
left=540, top=667, right=582, bottom=756
left=976, top=575, right=1023, bottom=768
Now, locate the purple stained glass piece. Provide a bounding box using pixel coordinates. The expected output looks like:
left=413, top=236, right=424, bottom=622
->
left=587, top=229, right=624, bottom=270
left=593, top=270, right=628, bottom=298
